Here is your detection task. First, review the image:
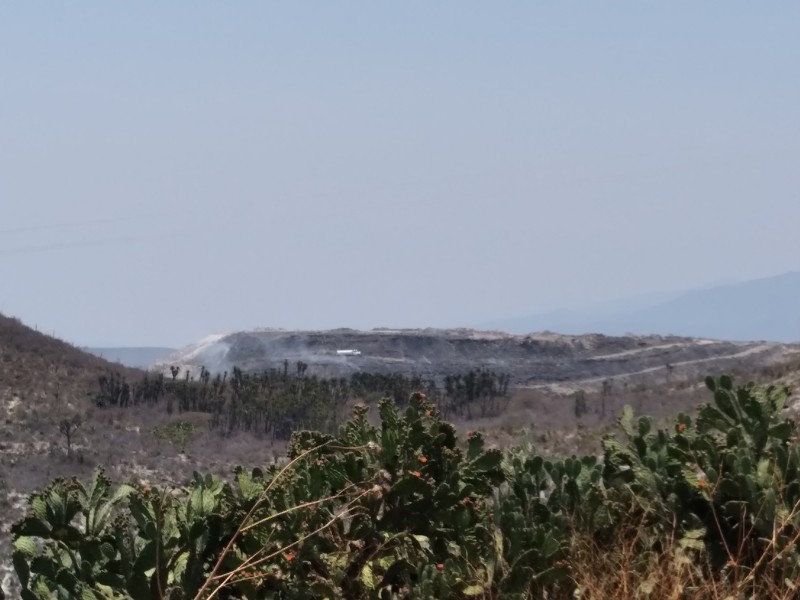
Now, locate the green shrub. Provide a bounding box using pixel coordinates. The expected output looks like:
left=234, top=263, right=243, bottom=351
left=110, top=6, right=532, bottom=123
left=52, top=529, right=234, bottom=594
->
left=11, top=377, right=800, bottom=599
left=152, top=419, right=200, bottom=452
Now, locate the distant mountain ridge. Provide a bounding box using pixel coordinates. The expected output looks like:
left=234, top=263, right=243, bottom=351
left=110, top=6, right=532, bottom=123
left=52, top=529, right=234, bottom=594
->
left=485, top=271, right=800, bottom=343
left=84, top=347, right=176, bottom=369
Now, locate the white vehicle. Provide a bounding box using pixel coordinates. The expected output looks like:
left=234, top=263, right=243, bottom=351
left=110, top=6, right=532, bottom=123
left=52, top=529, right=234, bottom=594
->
left=336, top=349, right=362, bottom=356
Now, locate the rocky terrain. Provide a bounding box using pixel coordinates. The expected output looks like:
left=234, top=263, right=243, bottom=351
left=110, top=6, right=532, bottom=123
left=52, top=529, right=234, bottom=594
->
left=156, top=327, right=799, bottom=389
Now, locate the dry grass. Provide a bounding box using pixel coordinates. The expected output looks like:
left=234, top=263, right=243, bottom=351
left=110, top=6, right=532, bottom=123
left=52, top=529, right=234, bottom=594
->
left=566, top=509, right=800, bottom=600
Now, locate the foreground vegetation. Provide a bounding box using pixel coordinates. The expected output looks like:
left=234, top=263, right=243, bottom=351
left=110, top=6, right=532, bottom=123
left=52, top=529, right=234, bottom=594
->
left=10, top=375, right=800, bottom=599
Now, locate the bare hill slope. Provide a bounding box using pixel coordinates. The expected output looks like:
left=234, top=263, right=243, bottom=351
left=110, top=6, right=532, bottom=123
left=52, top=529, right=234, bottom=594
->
left=0, top=313, right=139, bottom=409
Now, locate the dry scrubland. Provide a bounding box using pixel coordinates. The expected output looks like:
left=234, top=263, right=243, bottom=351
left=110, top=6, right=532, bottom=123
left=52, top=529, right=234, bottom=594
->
left=2, top=313, right=800, bottom=597
left=8, top=381, right=800, bottom=599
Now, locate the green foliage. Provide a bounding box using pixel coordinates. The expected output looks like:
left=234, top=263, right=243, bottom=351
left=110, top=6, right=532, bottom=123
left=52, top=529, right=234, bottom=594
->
left=152, top=420, right=200, bottom=452
left=12, top=377, right=800, bottom=598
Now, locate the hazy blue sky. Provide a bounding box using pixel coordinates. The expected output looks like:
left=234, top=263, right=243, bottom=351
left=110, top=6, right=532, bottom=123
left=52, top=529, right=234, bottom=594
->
left=1, top=2, right=798, bottom=347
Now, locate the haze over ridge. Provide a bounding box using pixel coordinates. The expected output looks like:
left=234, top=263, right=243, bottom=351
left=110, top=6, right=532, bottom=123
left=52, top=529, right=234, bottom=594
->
left=482, top=271, right=800, bottom=343
left=1, top=2, right=798, bottom=347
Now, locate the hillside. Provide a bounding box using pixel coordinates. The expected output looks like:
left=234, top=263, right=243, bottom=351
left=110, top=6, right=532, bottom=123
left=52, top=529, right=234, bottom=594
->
left=156, top=327, right=798, bottom=388
left=0, top=314, right=277, bottom=489
left=0, top=314, right=146, bottom=591
left=486, top=271, right=800, bottom=342
left=0, top=313, right=140, bottom=408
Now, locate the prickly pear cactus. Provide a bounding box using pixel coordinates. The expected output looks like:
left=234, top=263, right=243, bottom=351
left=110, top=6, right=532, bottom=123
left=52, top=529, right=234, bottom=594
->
left=11, top=378, right=800, bottom=598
